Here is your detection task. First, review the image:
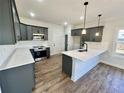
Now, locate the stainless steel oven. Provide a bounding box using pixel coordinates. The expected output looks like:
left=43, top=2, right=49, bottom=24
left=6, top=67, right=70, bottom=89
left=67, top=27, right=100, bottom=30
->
left=30, top=46, right=47, bottom=61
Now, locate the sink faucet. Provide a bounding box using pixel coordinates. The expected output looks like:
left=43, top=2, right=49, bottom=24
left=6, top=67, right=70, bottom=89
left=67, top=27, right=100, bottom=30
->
left=81, top=42, right=88, bottom=52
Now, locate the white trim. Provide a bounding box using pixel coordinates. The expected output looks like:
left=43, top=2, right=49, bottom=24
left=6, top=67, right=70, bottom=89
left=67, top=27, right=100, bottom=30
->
left=100, top=60, right=124, bottom=70
left=0, top=86, right=1, bottom=93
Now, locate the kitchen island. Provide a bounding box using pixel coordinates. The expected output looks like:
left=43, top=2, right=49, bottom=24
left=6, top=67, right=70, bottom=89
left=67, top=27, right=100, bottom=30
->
left=62, top=49, right=107, bottom=82
left=0, top=48, right=35, bottom=93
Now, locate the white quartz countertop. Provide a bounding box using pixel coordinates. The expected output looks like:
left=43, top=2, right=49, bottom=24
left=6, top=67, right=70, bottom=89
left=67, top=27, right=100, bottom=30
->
left=62, top=49, right=107, bottom=61
left=0, top=48, right=35, bottom=71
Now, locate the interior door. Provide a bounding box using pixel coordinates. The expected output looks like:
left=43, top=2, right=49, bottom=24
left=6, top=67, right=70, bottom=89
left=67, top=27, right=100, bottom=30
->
left=65, top=35, right=68, bottom=51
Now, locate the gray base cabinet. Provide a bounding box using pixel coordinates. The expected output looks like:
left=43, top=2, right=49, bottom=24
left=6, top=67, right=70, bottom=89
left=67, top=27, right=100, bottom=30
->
left=62, top=54, right=72, bottom=78
left=0, top=64, right=35, bottom=93
left=46, top=47, right=50, bottom=58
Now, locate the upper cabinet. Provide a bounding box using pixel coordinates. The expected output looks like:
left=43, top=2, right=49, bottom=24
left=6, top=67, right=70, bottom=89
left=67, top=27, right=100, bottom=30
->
left=20, top=23, right=48, bottom=41
left=71, top=28, right=82, bottom=36
left=0, top=0, right=49, bottom=44
left=11, top=1, right=21, bottom=41
left=71, top=26, right=104, bottom=42
left=86, top=26, right=104, bottom=42
left=0, top=0, right=21, bottom=45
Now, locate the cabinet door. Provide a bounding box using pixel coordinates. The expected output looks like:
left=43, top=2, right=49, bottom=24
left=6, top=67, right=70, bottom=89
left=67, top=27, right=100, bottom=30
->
left=89, top=28, right=97, bottom=42
left=0, top=64, right=35, bottom=93
left=0, top=0, right=16, bottom=45
left=39, top=27, right=44, bottom=34
left=62, top=54, right=72, bottom=78
left=32, top=26, right=38, bottom=34
left=11, top=1, right=21, bottom=41
left=27, top=26, right=33, bottom=40
left=20, top=24, right=27, bottom=40
left=0, top=71, right=9, bottom=93
left=85, top=28, right=90, bottom=41
left=71, top=30, right=77, bottom=36
left=43, top=28, right=48, bottom=40
left=46, top=47, right=50, bottom=58
left=71, top=29, right=81, bottom=36
left=86, top=26, right=104, bottom=42
left=94, top=27, right=103, bottom=42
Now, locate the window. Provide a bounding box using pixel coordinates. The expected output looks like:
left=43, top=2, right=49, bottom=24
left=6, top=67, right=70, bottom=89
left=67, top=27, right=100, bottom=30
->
left=118, top=30, right=124, bottom=41
left=116, top=30, right=124, bottom=54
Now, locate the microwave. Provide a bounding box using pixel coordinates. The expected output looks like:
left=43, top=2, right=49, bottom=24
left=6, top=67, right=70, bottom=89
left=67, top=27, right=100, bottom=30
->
left=33, top=33, right=44, bottom=40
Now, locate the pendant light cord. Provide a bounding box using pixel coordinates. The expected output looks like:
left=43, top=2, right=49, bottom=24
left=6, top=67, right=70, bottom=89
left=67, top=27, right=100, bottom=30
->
left=98, top=14, right=102, bottom=31
left=83, top=4, right=87, bottom=29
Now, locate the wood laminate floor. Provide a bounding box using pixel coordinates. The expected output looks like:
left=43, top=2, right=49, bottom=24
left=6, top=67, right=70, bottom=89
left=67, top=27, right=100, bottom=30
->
left=32, top=55, right=124, bottom=93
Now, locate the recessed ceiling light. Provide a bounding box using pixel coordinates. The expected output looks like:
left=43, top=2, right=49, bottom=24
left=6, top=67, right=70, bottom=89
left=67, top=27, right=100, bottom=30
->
left=80, top=16, right=84, bottom=20
left=37, top=0, right=44, bottom=2
left=30, top=12, right=35, bottom=17
left=64, top=22, right=68, bottom=25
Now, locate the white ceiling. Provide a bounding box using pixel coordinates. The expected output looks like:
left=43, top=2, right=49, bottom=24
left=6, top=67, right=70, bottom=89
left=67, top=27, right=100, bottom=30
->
left=15, top=0, right=124, bottom=25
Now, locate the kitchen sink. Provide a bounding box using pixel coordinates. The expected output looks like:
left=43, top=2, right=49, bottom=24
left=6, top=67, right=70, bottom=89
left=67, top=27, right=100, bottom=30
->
left=78, top=49, right=87, bottom=52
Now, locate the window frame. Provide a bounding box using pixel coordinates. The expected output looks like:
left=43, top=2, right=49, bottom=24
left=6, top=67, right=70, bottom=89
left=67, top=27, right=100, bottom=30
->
left=115, top=29, right=124, bottom=55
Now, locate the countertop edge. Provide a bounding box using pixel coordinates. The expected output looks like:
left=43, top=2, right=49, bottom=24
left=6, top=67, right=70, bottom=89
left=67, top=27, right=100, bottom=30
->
left=0, top=48, right=35, bottom=71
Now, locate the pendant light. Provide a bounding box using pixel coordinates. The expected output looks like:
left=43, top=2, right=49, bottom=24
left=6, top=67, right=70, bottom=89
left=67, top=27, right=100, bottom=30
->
left=82, top=2, right=89, bottom=35
left=95, top=14, right=102, bottom=36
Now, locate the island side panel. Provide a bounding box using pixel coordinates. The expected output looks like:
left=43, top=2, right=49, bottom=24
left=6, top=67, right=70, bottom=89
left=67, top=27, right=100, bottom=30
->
left=62, top=54, right=72, bottom=78
left=71, top=56, right=100, bottom=82
left=0, top=63, right=35, bottom=93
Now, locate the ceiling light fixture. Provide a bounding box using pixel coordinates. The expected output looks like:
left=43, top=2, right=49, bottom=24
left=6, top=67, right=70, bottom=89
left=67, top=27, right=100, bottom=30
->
left=80, top=16, right=84, bottom=20
left=64, top=22, right=68, bottom=26
left=30, top=12, right=35, bottom=17
left=82, top=2, right=89, bottom=35
left=95, top=14, right=102, bottom=36
left=37, top=0, right=44, bottom=2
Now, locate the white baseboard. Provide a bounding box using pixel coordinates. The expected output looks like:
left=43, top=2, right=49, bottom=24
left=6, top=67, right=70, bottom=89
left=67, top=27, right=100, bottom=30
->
left=100, top=60, right=124, bottom=70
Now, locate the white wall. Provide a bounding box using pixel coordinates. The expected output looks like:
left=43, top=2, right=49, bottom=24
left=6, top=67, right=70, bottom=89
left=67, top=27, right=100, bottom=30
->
left=19, top=17, right=65, bottom=55
left=73, top=18, right=124, bottom=69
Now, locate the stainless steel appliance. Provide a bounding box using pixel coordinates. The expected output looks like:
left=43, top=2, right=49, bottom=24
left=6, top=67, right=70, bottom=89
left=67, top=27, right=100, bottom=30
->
left=33, top=33, right=44, bottom=40
left=33, top=46, right=47, bottom=61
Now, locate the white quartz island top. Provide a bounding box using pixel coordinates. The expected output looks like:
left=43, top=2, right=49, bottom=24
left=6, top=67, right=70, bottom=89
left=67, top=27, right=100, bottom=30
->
left=0, top=48, right=35, bottom=71
left=62, top=48, right=108, bottom=82
left=62, top=49, right=107, bottom=61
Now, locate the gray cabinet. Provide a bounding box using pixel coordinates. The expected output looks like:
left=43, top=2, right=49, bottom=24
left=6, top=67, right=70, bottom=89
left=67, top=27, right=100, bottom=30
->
left=71, top=29, right=82, bottom=36
left=11, top=1, right=21, bottom=41
left=0, top=0, right=21, bottom=45
left=72, top=26, right=104, bottom=42
left=62, top=54, right=72, bottom=78
left=46, top=47, right=50, bottom=58
left=20, top=23, right=48, bottom=41
left=0, top=64, right=35, bottom=93
left=0, top=0, right=17, bottom=45
left=43, top=28, right=48, bottom=40
left=86, top=26, right=104, bottom=42
left=20, top=24, right=27, bottom=40
left=27, top=26, right=33, bottom=40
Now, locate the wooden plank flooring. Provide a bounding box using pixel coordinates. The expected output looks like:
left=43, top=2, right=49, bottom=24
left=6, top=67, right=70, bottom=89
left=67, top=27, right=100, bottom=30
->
left=32, top=55, right=124, bottom=93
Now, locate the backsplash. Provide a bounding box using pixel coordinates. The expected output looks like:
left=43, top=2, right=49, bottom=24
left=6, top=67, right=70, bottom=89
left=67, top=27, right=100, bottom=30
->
left=0, top=45, right=15, bottom=66
left=16, top=41, right=49, bottom=48
left=0, top=41, right=50, bottom=66
left=86, top=42, right=109, bottom=50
